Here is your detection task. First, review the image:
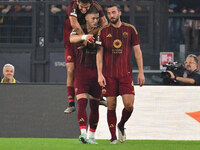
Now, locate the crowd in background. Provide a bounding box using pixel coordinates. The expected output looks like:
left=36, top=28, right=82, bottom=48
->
left=168, top=0, right=200, bottom=52
left=1, top=0, right=200, bottom=48
left=0, top=0, right=151, bottom=44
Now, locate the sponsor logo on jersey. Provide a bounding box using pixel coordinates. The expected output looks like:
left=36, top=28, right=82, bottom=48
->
left=113, top=39, right=122, bottom=49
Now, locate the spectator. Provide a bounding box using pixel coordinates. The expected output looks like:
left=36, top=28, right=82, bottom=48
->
left=182, top=0, right=200, bottom=51
left=50, top=0, right=68, bottom=42
left=168, top=0, right=185, bottom=51
left=13, top=0, right=33, bottom=43
left=1, top=64, right=19, bottom=83
left=167, top=54, right=200, bottom=85
left=0, top=0, right=13, bottom=43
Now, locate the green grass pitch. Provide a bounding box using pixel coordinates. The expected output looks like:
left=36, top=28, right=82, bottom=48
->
left=0, top=138, right=200, bottom=150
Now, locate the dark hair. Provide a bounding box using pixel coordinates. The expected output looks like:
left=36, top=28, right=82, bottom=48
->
left=107, top=3, right=121, bottom=11
left=187, top=54, right=198, bottom=64
left=86, top=5, right=99, bottom=15
left=79, top=0, right=92, bottom=4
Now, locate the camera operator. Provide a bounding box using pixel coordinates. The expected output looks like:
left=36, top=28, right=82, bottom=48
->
left=167, top=54, right=200, bottom=85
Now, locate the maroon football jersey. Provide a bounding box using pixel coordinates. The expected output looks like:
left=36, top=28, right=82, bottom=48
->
left=73, top=28, right=98, bottom=70
left=96, top=22, right=140, bottom=78
left=63, top=0, right=104, bottom=46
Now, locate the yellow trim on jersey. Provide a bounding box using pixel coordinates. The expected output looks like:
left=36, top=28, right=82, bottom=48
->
left=97, top=23, right=112, bottom=37
left=122, top=22, right=138, bottom=35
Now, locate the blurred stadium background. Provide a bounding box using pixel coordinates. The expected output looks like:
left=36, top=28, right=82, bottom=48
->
left=1, top=0, right=199, bottom=84
left=1, top=0, right=169, bottom=84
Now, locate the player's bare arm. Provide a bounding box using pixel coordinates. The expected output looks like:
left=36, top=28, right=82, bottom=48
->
left=133, top=44, right=145, bottom=86
left=70, top=34, right=94, bottom=44
left=96, top=46, right=106, bottom=87
left=69, top=16, right=85, bottom=35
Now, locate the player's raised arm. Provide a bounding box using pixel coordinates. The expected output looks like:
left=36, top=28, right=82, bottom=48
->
left=133, top=44, right=145, bottom=86
left=69, top=16, right=85, bottom=35
left=99, top=16, right=108, bottom=27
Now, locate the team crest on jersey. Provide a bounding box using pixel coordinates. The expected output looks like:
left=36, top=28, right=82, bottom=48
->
left=102, top=89, right=106, bottom=94
left=123, top=32, right=128, bottom=38
left=106, top=33, right=112, bottom=38
left=67, top=56, right=72, bottom=61
left=113, top=39, right=122, bottom=49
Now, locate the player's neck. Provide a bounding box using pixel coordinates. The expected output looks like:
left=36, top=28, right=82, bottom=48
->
left=86, top=24, right=94, bottom=33
left=111, top=20, right=122, bottom=28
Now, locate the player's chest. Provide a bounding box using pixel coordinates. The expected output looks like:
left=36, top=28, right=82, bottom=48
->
left=103, top=29, right=131, bottom=49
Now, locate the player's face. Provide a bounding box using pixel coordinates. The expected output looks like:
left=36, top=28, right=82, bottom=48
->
left=86, top=13, right=99, bottom=28
left=107, top=6, right=121, bottom=24
left=3, top=66, right=14, bottom=80
left=77, top=2, right=91, bottom=14
left=184, top=57, right=197, bottom=72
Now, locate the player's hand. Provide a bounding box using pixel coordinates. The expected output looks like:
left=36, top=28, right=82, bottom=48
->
left=137, top=73, right=145, bottom=87
left=86, top=34, right=94, bottom=43
left=81, top=34, right=94, bottom=43
left=98, top=74, right=106, bottom=87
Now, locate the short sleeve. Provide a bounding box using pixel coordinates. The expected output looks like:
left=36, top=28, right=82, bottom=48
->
left=130, top=26, right=140, bottom=46
left=67, top=1, right=77, bottom=18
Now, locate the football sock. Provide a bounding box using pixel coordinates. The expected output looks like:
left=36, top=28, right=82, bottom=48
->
left=77, top=98, right=88, bottom=131
left=67, top=86, right=75, bottom=106
left=89, top=99, right=99, bottom=132
left=107, top=110, right=117, bottom=139
left=118, top=108, right=133, bottom=128
left=88, top=130, right=95, bottom=139
left=80, top=128, right=87, bottom=135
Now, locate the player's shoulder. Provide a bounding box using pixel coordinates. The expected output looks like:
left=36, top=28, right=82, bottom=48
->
left=98, top=23, right=112, bottom=33
left=122, top=22, right=138, bottom=34
left=67, top=1, right=78, bottom=12
left=92, top=1, right=102, bottom=11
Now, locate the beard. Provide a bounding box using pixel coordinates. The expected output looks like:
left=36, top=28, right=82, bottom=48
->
left=109, top=17, right=119, bottom=24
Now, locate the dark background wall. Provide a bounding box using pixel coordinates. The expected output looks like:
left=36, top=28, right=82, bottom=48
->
left=0, top=84, right=79, bottom=138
